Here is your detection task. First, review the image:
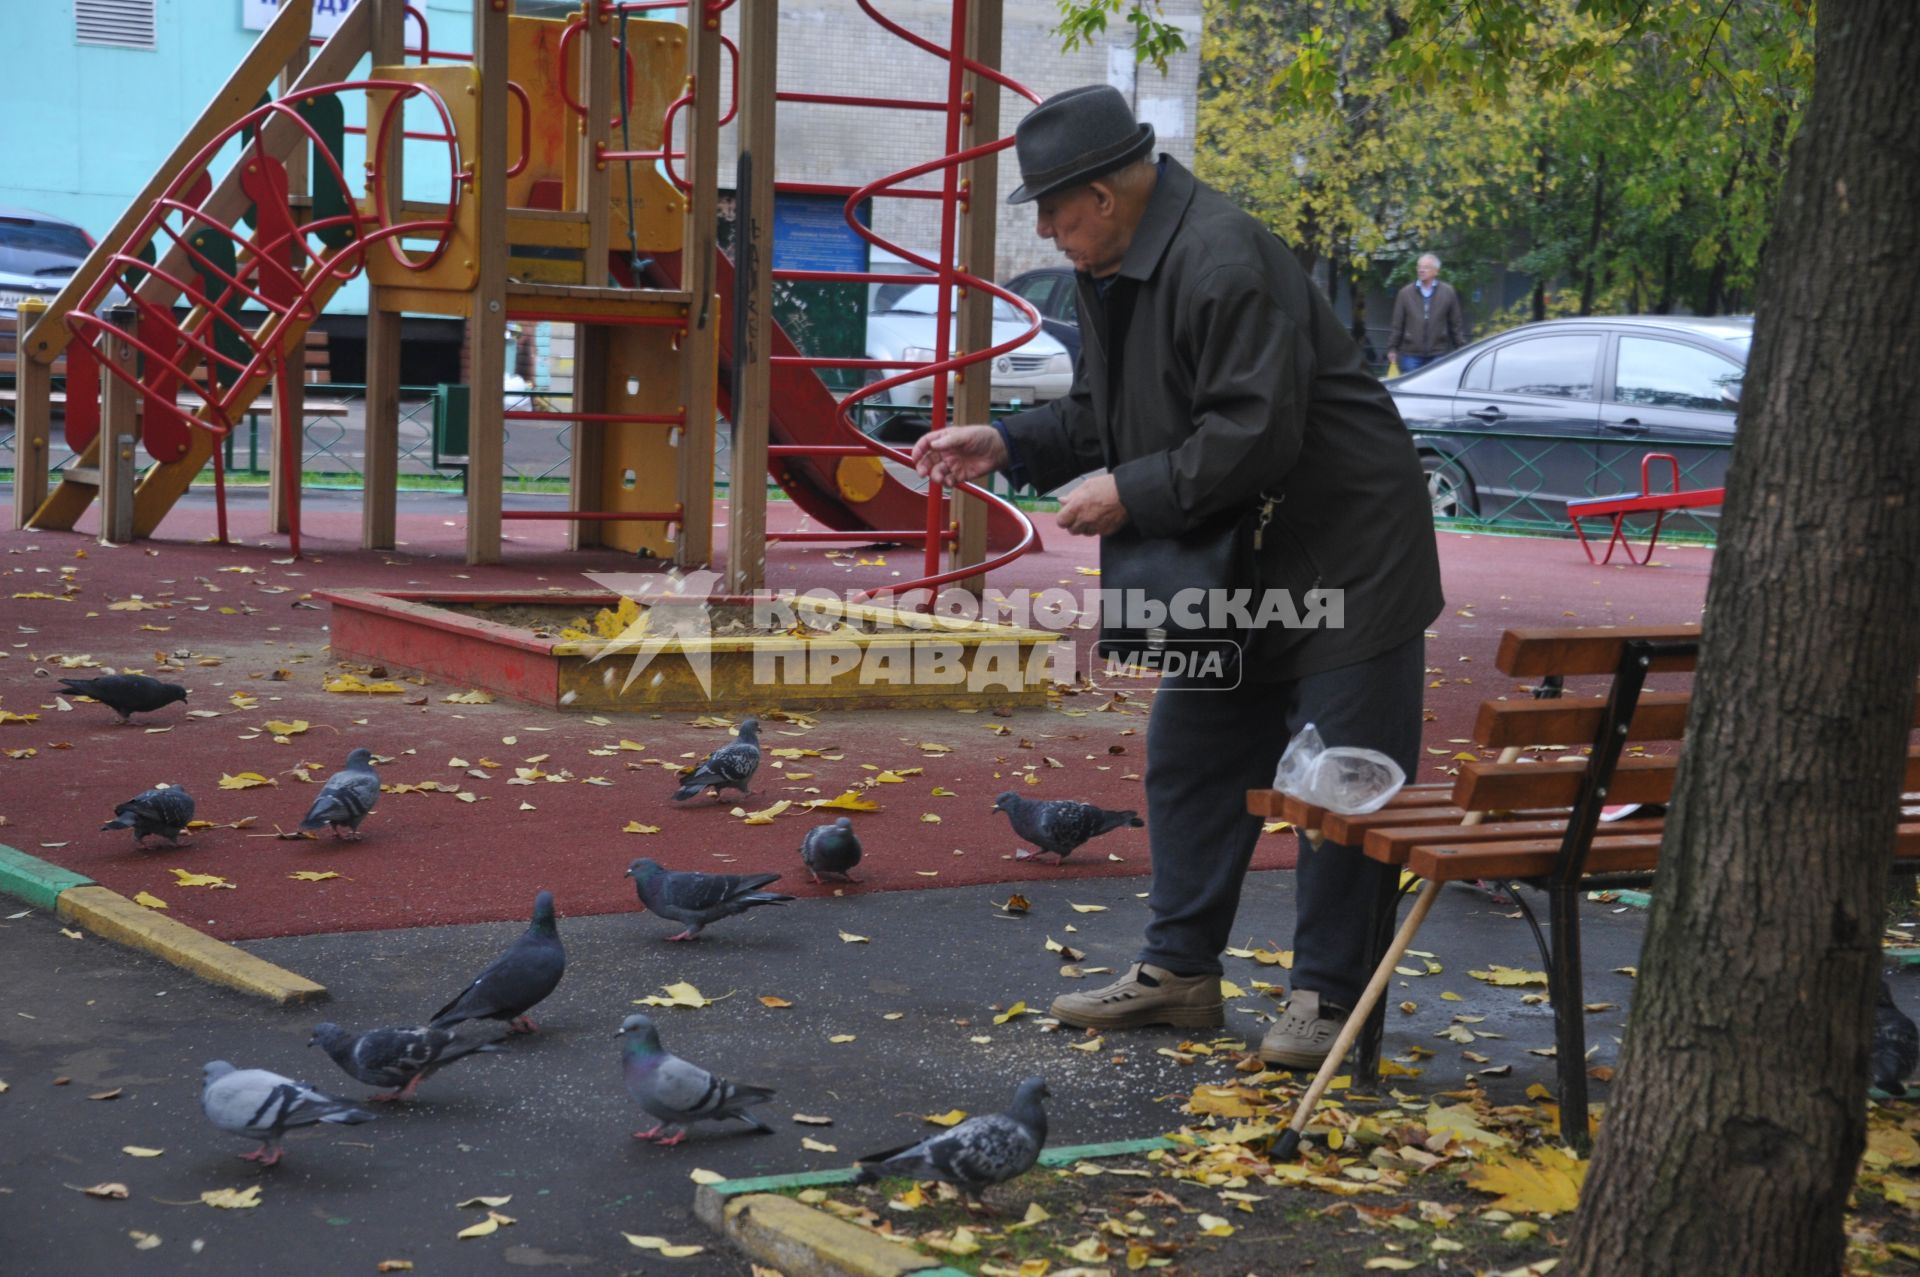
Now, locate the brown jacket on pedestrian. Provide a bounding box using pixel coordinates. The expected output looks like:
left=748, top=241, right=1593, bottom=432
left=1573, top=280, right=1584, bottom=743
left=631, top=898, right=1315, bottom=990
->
left=1388, top=280, right=1468, bottom=357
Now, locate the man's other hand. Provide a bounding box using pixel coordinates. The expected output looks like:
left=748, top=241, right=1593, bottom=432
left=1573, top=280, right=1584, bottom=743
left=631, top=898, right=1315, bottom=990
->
left=912, top=425, right=1007, bottom=487
left=1057, top=474, right=1129, bottom=537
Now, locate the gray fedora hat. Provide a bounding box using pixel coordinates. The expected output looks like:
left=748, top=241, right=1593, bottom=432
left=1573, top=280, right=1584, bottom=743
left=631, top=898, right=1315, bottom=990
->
left=1008, top=85, right=1155, bottom=204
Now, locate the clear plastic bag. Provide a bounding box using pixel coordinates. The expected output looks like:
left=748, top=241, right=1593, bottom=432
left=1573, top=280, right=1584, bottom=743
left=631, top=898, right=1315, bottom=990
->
left=1272, top=722, right=1407, bottom=816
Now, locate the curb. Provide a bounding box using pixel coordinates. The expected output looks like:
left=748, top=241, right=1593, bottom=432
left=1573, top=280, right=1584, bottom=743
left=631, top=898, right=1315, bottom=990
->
left=0, top=844, right=328, bottom=1004
left=695, top=1136, right=1175, bottom=1277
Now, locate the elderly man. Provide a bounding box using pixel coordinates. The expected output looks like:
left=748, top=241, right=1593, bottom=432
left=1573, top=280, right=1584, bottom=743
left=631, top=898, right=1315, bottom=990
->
left=1386, top=253, right=1469, bottom=372
left=911, top=86, right=1443, bottom=1069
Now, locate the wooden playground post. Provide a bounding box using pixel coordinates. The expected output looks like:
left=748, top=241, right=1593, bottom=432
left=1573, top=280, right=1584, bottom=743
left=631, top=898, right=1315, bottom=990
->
left=568, top=0, right=616, bottom=551
left=725, top=0, right=777, bottom=595
left=11, top=299, right=51, bottom=529
left=951, top=0, right=1004, bottom=597
left=268, top=26, right=315, bottom=537
left=361, top=0, right=407, bottom=551
left=466, top=0, right=511, bottom=566
left=97, top=309, right=139, bottom=545
left=674, top=0, right=722, bottom=570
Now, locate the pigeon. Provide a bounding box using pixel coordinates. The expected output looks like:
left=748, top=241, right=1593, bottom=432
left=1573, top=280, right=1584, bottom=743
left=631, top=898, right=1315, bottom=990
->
left=1874, top=979, right=1918, bottom=1098
left=992, top=792, right=1143, bottom=863
left=199, top=1060, right=374, bottom=1166
left=430, top=889, right=566, bottom=1034
left=58, top=674, right=188, bottom=723
left=671, top=717, right=761, bottom=800
left=101, top=785, right=195, bottom=848
left=309, top=1022, right=504, bottom=1102
left=299, top=747, right=381, bottom=840
left=853, top=1076, right=1051, bottom=1209
left=800, top=816, right=863, bottom=883
left=617, top=1013, right=775, bottom=1145
left=626, top=858, right=792, bottom=941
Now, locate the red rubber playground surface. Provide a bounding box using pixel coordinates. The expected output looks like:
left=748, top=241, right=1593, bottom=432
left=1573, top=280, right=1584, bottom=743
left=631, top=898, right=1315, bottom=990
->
left=0, top=489, right=1713, bottom=941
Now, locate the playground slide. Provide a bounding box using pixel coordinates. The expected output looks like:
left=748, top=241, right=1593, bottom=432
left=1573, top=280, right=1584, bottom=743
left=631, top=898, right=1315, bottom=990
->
left=632, top=251, right=1034, bottom=555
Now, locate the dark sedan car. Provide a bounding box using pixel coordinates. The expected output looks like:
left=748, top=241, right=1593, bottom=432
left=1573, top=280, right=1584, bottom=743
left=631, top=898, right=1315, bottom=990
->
left=1003, top=265, right=1081, bottom=364
left=1387, top=315, right=1751, bottom=527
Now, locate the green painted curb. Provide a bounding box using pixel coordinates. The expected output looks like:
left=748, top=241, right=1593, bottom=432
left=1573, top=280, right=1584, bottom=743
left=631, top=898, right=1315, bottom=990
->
left=0, top=843, right=95, bottom=912
left=705, top=1136, right=1179, bottom=1201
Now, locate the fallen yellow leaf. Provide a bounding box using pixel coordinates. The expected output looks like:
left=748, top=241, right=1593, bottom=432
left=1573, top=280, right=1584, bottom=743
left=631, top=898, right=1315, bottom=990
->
left=261, top=719, right=309, bottom=736
left=168, top=869, right=233, bottom=889
left=122, top=1147, right=164, bottom=1158
left=325, top=674, right=407, bottom=694
left=635, top=982, right=725, bottom=1009
left=829, top=1034, right=857, bottom=1044
left=445, top=690, right=495, bottom=704
left=805, top=791, right=880, bottom=812
left=287, top=870, right=342, bottom=882
left=1068, top=903, right=1108, bottom=914
left=924, top=1109, right=967, bottom=1126
left=759, top=996, right=793, bottom=1009
left=838, top=931, right=870, bottom=944
left=1469, top=965, right=1550, bottom=987
left=689, top=1169, right=724, bottom=1185
left=201, top=1185, right=262, bottom=1209
left=622, top=1234, right=705, bottom=1258
left=992, top=1001, right=1031, bottom=1025
left=1464, top=1146, right=1587, bottom=1215
left=801, top=1137, right=838, bottom=1153
left=623, top=821, right=662, bottom=834
left=132, top=892, right=168, bottom=910
left=217, top=771, right=276, bottom=790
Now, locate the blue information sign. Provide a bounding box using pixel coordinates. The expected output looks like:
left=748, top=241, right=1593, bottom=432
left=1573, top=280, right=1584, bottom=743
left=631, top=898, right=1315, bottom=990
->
left=771, top=195, right=871, bottom=274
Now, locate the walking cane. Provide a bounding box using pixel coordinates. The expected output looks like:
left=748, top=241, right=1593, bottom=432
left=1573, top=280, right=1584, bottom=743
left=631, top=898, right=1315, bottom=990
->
left=1272, top=744, right=1525, bottom=1160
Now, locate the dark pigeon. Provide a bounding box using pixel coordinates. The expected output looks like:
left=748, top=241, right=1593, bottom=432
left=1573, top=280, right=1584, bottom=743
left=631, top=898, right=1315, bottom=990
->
left=1875, top=979, right=1918, bottom=1098
left=200, top=1060, right=373, bottom=1167
left=300, top=747, right=381, bottom=840
left=671, top=717, right=761, bottom=801
left=800, top=816, right=863, bottom=883
left=626, top=857, right=792, bottom=941
left=618, top=1013, right=775, bottom=1145
left=854, top=1076, right=1050, bottom=1209
left=58, top=674, right=188, bottom=723
left=309, top=1022, right=504, bottom=1102
left=992, top=791, right=1143, bottom=863
left=101, top=785, right=195, bottom=848
left=430, top=889, right=566, bottom=1034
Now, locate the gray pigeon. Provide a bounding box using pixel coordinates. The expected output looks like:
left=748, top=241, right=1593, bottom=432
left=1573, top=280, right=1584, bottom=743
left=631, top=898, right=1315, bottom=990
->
left=671, top=717, right=761, bottom=800
left=853, top=1076, right=1050, bottom=1208
left=617, top=1013, right=775, bottom=1145
left=626, top=857, right=792, bottom=941
left=101, top=785, right=195, bottom=848
left=59, top=673, right=188, bottom=723
left=800, top=816, right=863, bottom=883
left=309, top=1021, right=504, bottom=1102
left=1875, top=979, right=1918, bottom=1098
left=300, top=748, right=381, bottom=840
left=430, top=889, right=566, bottom=1034
left=199, top=1060, right=374, bottom=1166
left=992, top=791, right=1143, bottom=863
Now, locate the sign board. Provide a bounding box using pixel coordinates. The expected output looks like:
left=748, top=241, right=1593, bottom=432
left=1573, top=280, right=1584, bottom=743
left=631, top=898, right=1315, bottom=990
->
left=771, top=194, right=871, bottom=274
left=243, top=0, right=355, bottom=38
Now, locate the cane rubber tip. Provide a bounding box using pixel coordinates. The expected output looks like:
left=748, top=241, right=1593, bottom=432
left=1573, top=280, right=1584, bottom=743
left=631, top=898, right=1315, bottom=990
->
left=1274, top=1128, right=1303, bottom=1160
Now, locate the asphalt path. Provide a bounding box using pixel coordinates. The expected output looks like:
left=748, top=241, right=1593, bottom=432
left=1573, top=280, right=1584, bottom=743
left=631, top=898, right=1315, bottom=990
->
left=0, top=870, right=1655, bottom=1275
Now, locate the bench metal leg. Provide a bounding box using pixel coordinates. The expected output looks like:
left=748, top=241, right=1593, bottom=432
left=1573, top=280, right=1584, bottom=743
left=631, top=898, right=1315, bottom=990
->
left=1548, top=881, right=1591, bottom=1154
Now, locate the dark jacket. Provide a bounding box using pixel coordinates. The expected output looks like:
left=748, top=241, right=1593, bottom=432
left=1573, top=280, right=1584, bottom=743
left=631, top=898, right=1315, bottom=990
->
left=1001, top=157, right=1443, bottom=680
left=1388, top=280, right=1468, bottom=357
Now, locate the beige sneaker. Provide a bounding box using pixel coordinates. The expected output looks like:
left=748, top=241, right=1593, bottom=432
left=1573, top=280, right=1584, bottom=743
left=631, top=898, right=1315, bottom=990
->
left=1050, top=962, right=1224, bottom=1030
left=1259, top=989, right=1348, bottom=1069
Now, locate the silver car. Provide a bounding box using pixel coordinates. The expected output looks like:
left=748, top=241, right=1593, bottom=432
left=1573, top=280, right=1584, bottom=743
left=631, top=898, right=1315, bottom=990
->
left=864, top=283, right=1073, bottom=412
left=0, top=206, right=92, bottom=327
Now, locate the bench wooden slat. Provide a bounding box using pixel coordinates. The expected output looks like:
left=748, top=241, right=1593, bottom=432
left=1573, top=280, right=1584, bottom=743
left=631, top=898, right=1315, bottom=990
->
left=1475, top=691, right=1693, bottom=748
left=1245, top=782, right=1451, bottom=822
left=1322, top=805, right=1473, bottom=845
left=1496, top=625, right=1702, bottom=676
left=1363, top=816, right=1669, bottom=866
left=1410, top=821, right=1920, bottom=883
left=1458, top=748, right=1920, bottom=812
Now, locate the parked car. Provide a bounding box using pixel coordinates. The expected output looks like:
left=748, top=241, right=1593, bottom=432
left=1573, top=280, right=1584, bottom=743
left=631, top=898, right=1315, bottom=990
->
left=864, top=282, right=1073, bottom=415
left=1003, top=265, right=1081, bottom=363
left=1386, top=315, right=1751, bottom=526
left=0, top=206, right=92, bottom=330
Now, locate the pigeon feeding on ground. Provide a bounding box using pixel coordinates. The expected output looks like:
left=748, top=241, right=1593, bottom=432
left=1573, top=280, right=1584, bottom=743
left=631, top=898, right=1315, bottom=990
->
left=430, top=889, right=566, bottom=1034
left=200, top=1060, right=374, bottom=1166
left=299, top=748, right=381, bottom=840
left=992, top=792, right=1143, bottom=863
left=309, top=1022, right=504, bottom=1102
left=800, top=816, right=863, bottom=883
left=626, top=858, right=792, bottom=941
left=617, top=1013, right=775, bottom=1145
left=854, top=1076, right=1051, bottom=1210
left=101, top=785, right=195, bottom=848
left=58, top=674, right=188, bottom=723
left=1874, top=979, right=1918, bottom=1099
left=670, top=717, right=761, bottom=801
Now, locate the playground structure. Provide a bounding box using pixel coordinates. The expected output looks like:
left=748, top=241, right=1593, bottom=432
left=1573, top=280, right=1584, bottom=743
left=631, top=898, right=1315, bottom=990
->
left=8, top=0, right=1044, bottom=601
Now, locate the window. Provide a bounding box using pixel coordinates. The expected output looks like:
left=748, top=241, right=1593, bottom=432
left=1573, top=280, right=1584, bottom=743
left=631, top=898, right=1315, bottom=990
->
left=1613, top=337, right=1742, bottom=412
left=0, top=219, right=92, bottom=276
left=76, top=0, right=156, bottom=49
left=1485, top=335, right=1602, bottom=401
left=1460, top=349, right=1493, bottom=391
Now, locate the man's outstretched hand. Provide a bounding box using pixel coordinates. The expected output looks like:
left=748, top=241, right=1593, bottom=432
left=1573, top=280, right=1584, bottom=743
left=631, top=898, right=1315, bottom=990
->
left=911, top=425, right=1007, bottom=488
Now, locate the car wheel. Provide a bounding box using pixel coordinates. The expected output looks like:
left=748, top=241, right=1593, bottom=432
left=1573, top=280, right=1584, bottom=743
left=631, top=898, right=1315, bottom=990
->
left=1421, top=452, right=1478, bottom=519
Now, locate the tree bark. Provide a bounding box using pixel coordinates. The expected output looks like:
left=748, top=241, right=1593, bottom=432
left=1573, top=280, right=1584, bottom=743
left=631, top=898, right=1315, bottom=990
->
left=1579, top=153, right=1606, bottom=315
left=1566, top=3, right=1920, bottom=1274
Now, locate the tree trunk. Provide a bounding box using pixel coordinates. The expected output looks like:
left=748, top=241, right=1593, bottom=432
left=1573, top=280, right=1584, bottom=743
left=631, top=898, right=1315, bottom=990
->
left=1566, top=4, right=1920, bottom=1274
left=1578, top=153, right=1606, bottom=315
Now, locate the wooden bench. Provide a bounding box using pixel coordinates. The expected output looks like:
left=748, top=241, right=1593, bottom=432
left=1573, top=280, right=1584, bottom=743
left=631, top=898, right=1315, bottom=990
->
left=0, top=321, right=330, bottom=387
left=1566, top=452, right=1723, bottom=564
left=1249, top=623, right=1920, bottom=1153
